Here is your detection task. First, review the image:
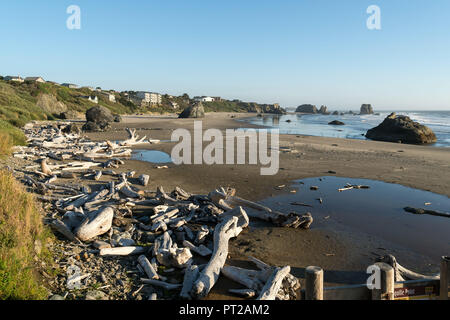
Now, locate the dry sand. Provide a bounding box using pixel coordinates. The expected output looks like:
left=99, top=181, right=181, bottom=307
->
left=85, top=112, right=450, bottom=299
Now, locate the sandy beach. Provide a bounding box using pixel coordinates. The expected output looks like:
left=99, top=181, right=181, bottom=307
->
left=81, top=113, right=449, bottom=299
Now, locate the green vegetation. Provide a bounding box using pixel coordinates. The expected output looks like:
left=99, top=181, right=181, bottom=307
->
left=0, top=169, right=52, bottom=299
left=0, top=120, right=27, bottom=150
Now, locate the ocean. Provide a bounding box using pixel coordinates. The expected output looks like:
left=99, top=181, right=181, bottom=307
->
left=239, top=110, right=450, bottom=148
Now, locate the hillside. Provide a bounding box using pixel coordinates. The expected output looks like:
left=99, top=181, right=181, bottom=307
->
left=0, top=79, right=285, bottom=145
left=0, top=80, right=143, bottom=127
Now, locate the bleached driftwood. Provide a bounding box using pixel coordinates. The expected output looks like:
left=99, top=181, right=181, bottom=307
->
left=378, top=254, right=440, bottom=281
left=221, top=257, right=300, bottom=300
left=209, top=187, right=313, bottom=229
left=338, top=184, right=370, bottom=192
left=121, top=128, right=148, bottom=146
left=74, top=207, right=114, bottom=241
left=183, top=240, right=212, bottom=257
left=180, top=264, right=200, bottom=300
left=141, top=278, right=182, bottom=290
left=192, top=207, right=249, bottom=298
left=157, top=248, right=193, bottom=269
left=100, top=246, right=146, bottom=256
left=138, top=255, right=159, bottom=280
left=229, top=289, right=256, bottom=298
left=94, top=170, right=102, bottom=181
left=257, top=266, right=291, bottom=300
left=50, top=219, right=80, bottom=243
left=138, top=174, right=150, bottom=186
left=120, top=185, right=142, bottom=198
left=41, top=158, right=53, bottom=175
left=221, top=266, right=267, bottom=291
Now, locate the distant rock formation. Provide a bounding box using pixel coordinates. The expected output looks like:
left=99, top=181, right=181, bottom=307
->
left=83, top=106, right=114, bottom=132
left=328, top=120, right=345, bottom=126
left=37, top=94, right=68, bottom=114
left=261, top=103, right=286, bottom=115
left=59, top=110, right=82, bottom=120
left=332, top=111, right=339, bottom=115
left=360, top=104, right=374, bottom=115
left=366, top=113, right=437, bottom=144
left=246, top=103, right=286, bottom=114
left=179, top=101, right=205, bottom=118
left=319, top=105, right=330, bottom=115
left=296, top=104, right=318, bottom=114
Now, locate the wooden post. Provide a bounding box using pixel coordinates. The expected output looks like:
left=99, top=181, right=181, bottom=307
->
left=305, top=266, right=323, bottom=300
left=372, top=262, right=394, bottom=300
left=440, top=256, right=450, bottom=300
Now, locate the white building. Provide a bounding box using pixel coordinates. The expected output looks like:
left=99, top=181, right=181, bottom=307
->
left=25, top=76, right=45, bottom=83
left=194, top=96, right=215, bottom=102
left=61, top=83, right=79, bottom=89
left=4, top=75, right=24, bottom=83
left=135, top=91, right=162, bottom=105
left=98, top=91, right=116, bottom=103
left=80, top=95, right=98, bottom=104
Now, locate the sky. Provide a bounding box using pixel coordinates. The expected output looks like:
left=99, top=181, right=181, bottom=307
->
left=1, top=0, right=450, bottom=111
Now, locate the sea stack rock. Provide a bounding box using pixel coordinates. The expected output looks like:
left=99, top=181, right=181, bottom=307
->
left=83, top=106, right=114, bottom=132
left=260, top=103, right=287, bottom=115
left=366, top=113, right=437, bottom=144
left=319, top=105, right=330, bottom=115
left=296, top=104, right=318, bottom=114
left=360, top=104, right=374, bottom=115
left=179, top=101, right=205, bottom=118
left=328, top=120, right=345, bottom=126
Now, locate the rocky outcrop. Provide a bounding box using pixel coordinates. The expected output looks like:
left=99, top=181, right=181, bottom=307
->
left=360, top=104, right=374, bottom=115
left=366, top=113, right=437, bottom=144
left=86, top=106, right=114, bottom=123
left=260, top=103, right=286, bottom=115
left=245, top=103, right=286, bottom=114
left=319, top=105, right=330, bottom=115
left=37, top=94, right=68, bottom=114
left=60, top=110, right=83, bottom=120
left=83, top=106, right=114, bottom=132
left=82, top=121, right=111, bottom=132
left=328, top=120, right=345, bottom=126
left=296, top=104, right=318, bottom=114
left=179, top=101, right=205, bottom=118
left=61, top=123, right=81, bottom=134
left=332, top=111, right=339, bottom=115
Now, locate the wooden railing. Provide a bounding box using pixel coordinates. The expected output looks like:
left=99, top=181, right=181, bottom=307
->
left=302, top=256, right=449, bottom=300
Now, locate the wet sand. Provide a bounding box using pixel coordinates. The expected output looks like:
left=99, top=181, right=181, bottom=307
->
left=85, top=113, right=450, bottom=299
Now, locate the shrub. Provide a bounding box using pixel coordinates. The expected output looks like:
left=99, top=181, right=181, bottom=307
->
left=0, top=170, right=50, bottom=299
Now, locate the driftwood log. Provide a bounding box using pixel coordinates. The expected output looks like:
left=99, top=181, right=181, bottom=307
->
left=192, top=207, right=249, bottom=298
left=74, top=207, right=114, bottom=241
left=378, top=254, right=440, bottom=281
left=257, top=266, right=291, bottom=300
left=404, top=207, right=450, bottom=218
left=209, top=187, right=313, bottom=228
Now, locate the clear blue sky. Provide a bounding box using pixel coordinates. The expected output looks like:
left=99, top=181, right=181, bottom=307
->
left=1, top=0, right=449, bottom=110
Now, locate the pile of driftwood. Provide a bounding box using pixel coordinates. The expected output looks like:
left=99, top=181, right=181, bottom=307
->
left=14, top=123, right=158, bottom=163
left=12, top=122, right=314, bottom=300
left=43, top=182, right=311, bottom=300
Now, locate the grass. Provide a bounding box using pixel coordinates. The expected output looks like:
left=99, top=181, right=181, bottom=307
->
left=0, top=111, right=51, bottom=299
left=0, top=120, right=27, bottom=151
left=0, top=169, right=51, bottom=299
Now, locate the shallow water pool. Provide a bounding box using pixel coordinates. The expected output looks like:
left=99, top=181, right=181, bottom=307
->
left=132, top=150, right=173, bottom=163
left=259, top=176, right=450, bottom=259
